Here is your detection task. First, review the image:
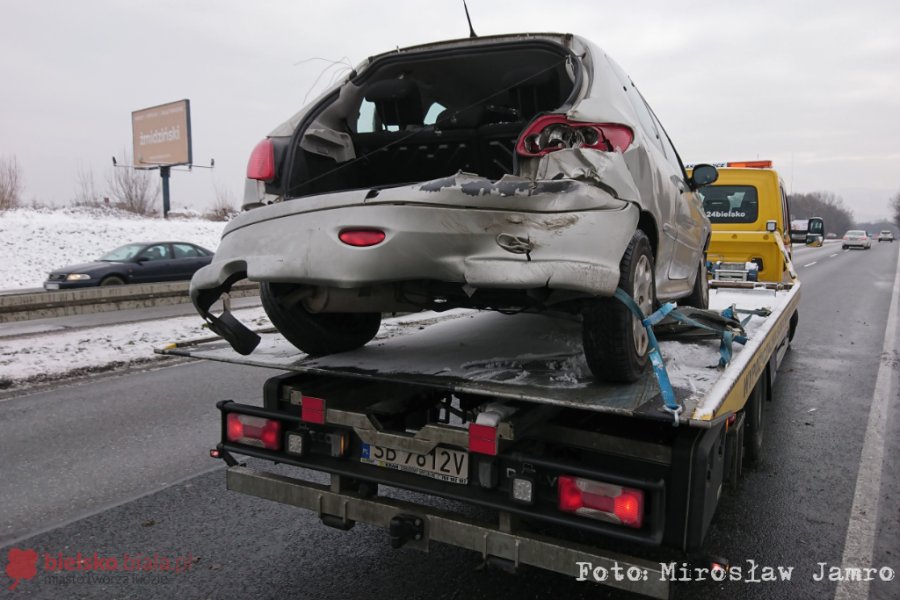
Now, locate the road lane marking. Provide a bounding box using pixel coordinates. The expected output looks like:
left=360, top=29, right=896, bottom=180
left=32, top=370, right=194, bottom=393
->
left=834, top=243, right=900, bottom=600
left=803, top=261, right=817, bottom=267
left=830, top=253, right=839, bottom=257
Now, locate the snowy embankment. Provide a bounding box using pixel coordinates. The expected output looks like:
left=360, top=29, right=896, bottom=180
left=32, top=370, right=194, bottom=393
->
left=0, top=207, right=226, bottom=289
left=0, top=208, right=235, bottom=389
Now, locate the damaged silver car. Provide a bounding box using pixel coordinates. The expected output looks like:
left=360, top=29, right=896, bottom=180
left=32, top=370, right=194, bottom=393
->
left=191, top=33, right=718, bottom=383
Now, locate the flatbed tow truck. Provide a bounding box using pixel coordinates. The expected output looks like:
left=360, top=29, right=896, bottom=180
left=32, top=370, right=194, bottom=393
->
left=159, top=162, right=799, bottom=599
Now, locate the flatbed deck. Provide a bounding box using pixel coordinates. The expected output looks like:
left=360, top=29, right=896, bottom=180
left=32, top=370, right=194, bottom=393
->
left=160, top=283, right=799, bottom=427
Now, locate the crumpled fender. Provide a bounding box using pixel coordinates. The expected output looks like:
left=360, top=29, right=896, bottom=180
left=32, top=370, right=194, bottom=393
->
left=531, top=148, right=641, bottom=204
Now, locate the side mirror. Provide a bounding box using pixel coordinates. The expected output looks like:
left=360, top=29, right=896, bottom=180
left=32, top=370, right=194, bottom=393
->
left=689, top=164, right=719, bottom=189
left=135, top=256, right=148, bottom=264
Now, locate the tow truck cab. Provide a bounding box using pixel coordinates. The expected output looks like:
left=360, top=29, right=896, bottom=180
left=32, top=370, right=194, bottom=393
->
left=688, top=160, right=793, bottom=283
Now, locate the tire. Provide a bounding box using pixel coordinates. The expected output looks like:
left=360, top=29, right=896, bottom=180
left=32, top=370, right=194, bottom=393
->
left=260, top=282, right=381, bottom=356
left=582, top=230, right=654, bottom=383
left=681, top=257, right=709, bottom=309
left=100, top=276, right=125, bottom=286
left=744, top=374, right=767, bottom=464
left=842, top=245, right=847, bottom=250
left=788, top=310, right=799, bottom=344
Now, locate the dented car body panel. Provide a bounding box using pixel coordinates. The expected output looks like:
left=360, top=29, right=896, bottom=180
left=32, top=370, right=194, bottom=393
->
left=192, top=33, right=711, bottom=359
left=192, top=171, right=638, bottom=299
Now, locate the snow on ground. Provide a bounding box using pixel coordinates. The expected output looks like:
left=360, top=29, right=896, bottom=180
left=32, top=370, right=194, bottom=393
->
left=0, top=207, right=231, bottom=388
left=0, top=207, right=226, bottom=289
left=0, top=307, right=271, bottom=387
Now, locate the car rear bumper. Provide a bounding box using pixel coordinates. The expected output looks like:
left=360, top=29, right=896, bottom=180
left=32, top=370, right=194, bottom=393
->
left=191, top=176, right=639, bottom=301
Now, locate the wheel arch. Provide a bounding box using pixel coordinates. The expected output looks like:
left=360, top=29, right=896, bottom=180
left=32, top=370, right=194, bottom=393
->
left=637, top=210, right=659, bottom=260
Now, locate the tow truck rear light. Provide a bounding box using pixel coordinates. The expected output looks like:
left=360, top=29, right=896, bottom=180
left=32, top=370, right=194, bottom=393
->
left=226, top=413, right=282, bottom=451
left=246, top=139, right=276, bottom=182
left=301, top=396, right=326, bottom=424
left=516, top=115, right=633, bottom=157
left=468, top=423, right=498, bottom=455
left=339, top=229, right=386, bottom=247
left=558, top=475, right=644, bottom=528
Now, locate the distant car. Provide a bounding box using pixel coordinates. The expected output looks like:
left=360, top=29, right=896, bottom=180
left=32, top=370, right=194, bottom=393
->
left=190, top=32, right=718, bottom=384
left=826, top=233, right=837, bottom=239
left=44, top=242, right=214, bottom=290
left=842, top=230, right=871, bottom=250
left=878, top=230, right=894, bottom=242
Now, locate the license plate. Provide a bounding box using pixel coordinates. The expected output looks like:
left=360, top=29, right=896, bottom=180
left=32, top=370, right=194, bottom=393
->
left=44, top=283, right=60, bottom=290
left=361, top=443, right=468, bottom=484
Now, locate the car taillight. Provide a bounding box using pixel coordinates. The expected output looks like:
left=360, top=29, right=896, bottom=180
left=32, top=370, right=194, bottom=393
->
left=338, top=229, right=386, bottom=247
left=558, top=475, right=644, bottom=528
left=226, top=413, right=282, bottom=450
left=516, top=115, right=634, bottom=157
left=246, top=139, right=276, bottom=182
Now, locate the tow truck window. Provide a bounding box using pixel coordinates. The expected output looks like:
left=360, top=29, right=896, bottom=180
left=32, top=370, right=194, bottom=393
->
left=700, top=185, right=759, bottom=223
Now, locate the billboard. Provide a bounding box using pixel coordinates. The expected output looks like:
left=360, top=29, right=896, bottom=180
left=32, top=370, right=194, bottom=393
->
left=131, top=99, right=192, bottom=168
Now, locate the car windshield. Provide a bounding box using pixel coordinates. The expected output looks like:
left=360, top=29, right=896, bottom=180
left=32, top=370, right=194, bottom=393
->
left=700, top=186, right=759, bottom=223
left=99, top=243, right=146, bottom=262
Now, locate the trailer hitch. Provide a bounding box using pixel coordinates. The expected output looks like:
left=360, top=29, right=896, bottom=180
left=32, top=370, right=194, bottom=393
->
left=389, top=515, right=424, bottom=548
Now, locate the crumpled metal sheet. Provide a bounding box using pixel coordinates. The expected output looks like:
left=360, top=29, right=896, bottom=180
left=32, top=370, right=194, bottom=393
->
left=532, top=149, right=641, bottom=203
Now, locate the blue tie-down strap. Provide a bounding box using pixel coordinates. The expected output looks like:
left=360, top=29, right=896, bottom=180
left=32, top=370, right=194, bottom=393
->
left=613, top=289, right=681, bottom=418
left=664, top=305, right=748, bottom=368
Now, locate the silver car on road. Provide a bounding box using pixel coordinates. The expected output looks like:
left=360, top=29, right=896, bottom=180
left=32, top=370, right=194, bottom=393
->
left=192, top=33, right=717, bottom=382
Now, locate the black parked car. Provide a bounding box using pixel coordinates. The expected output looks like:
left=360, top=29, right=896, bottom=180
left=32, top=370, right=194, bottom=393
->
left=44, top=242, right=214, bottom=290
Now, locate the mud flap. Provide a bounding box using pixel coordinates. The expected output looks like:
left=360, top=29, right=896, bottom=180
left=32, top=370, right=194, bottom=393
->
left=192, top=277, right=261, bottom=355
left=205, top=310, right=261, bottom=355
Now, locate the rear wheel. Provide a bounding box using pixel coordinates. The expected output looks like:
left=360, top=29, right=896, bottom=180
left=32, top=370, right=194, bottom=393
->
left=744, top=374, right=767, bottom=464
left=681, top=257, right=709, bottom=309
left=100, top=276, right=125, bottom=286
left=260, top=282, right=381, bottom=356
left=582, top=230, right=654, bottom=383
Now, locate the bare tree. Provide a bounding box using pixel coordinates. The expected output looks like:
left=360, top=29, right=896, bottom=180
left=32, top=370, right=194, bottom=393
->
left=0, top=155, right=24, bottom=211
left=207, top=181, right=238, bottom=221
left=891, top=192, right=900, bottom=229
left=788, top=191, right=855, bottom=236
left=107, top=151, right=159, bottom=215
left=72, top=162, right=103, bottom=208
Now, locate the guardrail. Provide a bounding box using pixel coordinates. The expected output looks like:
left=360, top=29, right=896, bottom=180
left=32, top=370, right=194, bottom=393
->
left=0, top=281, right=259, bottom=323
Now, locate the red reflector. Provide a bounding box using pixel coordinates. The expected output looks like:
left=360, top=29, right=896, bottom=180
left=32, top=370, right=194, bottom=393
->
left=338, top=229, right=386, bottom=247
left=209, top=449, right=221, bottom=459
left=226, top=413, right=282, bottom=450
left=515, top=115, right=634, bottom=157
left=246, top=138, right=275, bottom=182
left=557, top=475, right=644, bottom=528
left=468, top=423, right=498, bottom=455
left=301, top=396, right=326, bottom=424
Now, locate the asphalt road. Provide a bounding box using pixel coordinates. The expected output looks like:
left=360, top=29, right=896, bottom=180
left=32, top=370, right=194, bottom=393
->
left=1, top=240, right=898, bottom=600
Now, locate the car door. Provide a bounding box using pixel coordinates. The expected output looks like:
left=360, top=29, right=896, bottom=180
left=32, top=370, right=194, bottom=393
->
left=171, top=243, right=208, bottom=280
left=649, top=110, right=707, bottom=284
left=132, top=243, right=175, bottom=283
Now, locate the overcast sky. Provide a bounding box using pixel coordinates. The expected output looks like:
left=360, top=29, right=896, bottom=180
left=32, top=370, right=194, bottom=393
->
left=2, top=1, right=899, bottom=221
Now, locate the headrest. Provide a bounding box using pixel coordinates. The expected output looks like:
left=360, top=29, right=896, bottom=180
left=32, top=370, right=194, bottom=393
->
left=435, top=105, right=485, bottom=129
left=364, top=79, right=423, bottom=128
